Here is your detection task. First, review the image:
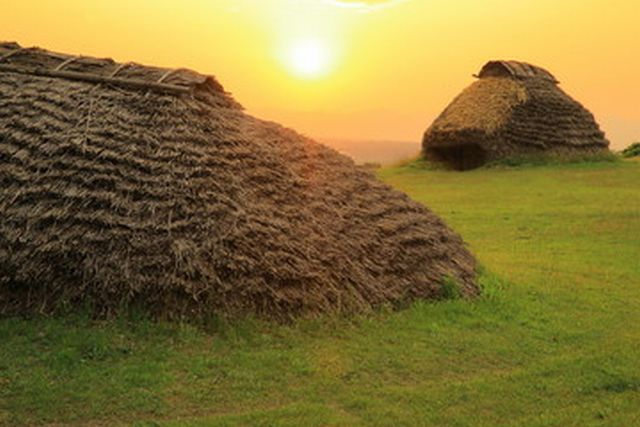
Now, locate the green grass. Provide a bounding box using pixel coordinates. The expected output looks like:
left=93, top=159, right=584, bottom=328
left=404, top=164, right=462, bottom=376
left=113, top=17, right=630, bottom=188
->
left=622, top=142, right=640, bottom=158
left=397, top=150, right=620, bottom=170
left=2, top=160, right=639, bottom=426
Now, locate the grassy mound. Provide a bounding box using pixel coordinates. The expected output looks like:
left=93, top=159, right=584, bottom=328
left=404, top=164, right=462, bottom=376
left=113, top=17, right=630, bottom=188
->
left=622, top=142, right=640, bottom=158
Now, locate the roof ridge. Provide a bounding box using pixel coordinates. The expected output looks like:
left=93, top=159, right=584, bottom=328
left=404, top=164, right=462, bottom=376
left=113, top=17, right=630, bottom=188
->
left=478, top=60, right=559, bottom=84
left=0, top=42, right=240, bottom=107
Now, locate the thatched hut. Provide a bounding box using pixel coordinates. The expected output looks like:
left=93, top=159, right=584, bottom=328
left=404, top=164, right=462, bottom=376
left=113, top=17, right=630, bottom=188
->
left=423, top=60, right=610, bottom=170
left=0, top=42, right=477, bottom=319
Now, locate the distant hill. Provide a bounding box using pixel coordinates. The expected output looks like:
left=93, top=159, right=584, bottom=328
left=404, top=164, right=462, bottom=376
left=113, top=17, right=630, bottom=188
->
left=320, top=138, right=421, bottom=166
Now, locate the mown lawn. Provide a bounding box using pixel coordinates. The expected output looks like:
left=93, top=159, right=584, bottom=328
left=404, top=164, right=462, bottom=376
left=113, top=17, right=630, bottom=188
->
left=1, top=160, right=639, bottom=426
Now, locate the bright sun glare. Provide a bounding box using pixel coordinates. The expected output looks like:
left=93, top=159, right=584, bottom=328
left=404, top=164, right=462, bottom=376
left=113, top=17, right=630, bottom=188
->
left=286, top=39, right=332, bottom=79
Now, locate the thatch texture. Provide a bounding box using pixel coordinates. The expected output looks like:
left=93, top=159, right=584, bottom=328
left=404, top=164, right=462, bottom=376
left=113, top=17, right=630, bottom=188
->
left=423, top=60, right=610, bottom=170
left=0, top=42, right=477, bottom=319
left=428, top=78, right=528, bottom=136
left=477, top=61, right=558, bottom=83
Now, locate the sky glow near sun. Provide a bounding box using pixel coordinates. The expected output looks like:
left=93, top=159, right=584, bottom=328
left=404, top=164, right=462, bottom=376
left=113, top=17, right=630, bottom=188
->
left=277, top=0, right=412, bottom=79
left=325, top=0, right=411, bottom=11
left=279, top=0, right=406, bottom=78
left=285, top=38, right=333, bottom=79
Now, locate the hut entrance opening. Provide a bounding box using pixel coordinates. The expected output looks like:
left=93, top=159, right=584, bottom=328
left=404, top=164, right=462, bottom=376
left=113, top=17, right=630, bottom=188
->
left=426, top=144, right=487, bottom=171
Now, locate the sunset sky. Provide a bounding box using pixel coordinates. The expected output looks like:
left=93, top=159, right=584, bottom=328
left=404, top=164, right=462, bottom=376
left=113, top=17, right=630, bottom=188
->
left=2, top=0, right=638, bottom=148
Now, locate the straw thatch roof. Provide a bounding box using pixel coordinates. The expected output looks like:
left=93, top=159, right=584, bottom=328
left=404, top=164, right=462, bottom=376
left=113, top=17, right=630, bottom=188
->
left=423, top=60, right=610, bottom=170
left=0, top=42, right=477, bottom=319
left=477, top=60, right=558, bottom=83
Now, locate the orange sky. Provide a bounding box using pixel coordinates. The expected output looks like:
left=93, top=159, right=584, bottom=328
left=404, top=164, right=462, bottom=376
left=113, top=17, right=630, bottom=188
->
left=2, top=0, right=639, bottom=148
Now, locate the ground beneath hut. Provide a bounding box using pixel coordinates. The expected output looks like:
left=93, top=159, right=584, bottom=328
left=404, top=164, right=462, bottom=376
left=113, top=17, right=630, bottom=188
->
left=425, top=143, right=488, bottom=170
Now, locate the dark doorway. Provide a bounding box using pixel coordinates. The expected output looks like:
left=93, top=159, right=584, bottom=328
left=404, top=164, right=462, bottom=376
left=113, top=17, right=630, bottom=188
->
left=426, top=144, right=487, bottom=171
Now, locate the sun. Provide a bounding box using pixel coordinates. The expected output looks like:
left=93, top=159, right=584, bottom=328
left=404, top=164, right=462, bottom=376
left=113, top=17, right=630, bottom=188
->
left=285, top=39, right=333, bottom=79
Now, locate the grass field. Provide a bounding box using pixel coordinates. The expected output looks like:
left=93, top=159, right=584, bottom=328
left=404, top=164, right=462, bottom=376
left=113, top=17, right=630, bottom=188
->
left=1, top=160, right=639, bottom=426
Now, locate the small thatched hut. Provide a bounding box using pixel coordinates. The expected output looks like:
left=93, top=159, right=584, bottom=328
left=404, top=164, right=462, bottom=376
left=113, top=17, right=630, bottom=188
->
left=423, top=60, right=610, bottom=170
left=0, top=42, right=477, bottom=319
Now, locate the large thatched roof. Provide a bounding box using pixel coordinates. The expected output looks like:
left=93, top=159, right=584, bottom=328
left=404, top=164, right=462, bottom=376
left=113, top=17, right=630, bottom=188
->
left=0, top=42, right=477, bottom=319
left=423, top=60, right=609, bottom=170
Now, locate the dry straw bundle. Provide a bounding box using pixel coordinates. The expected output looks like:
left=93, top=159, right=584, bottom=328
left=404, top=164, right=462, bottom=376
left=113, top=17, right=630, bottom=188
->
left=0, top=43, right=477, bottom=319
left=423, top=60, right=610, bottom=170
